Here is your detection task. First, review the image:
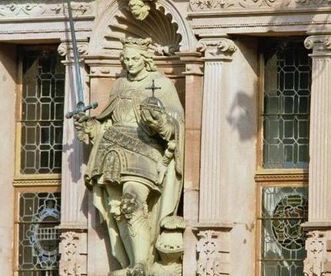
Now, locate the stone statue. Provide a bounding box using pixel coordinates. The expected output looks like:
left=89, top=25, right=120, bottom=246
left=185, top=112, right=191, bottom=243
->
left=74, top=37, right=184, bottom=276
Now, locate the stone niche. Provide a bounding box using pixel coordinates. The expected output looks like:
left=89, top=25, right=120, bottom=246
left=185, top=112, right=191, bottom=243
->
left=82, top=0, right=197, bottom=274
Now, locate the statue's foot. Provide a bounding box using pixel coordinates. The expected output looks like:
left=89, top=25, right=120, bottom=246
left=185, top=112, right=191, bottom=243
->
left=127, top=263, right=146, bottom=276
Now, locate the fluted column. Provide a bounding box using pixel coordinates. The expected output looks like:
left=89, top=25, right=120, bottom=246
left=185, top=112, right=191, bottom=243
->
left=57, top=40, right=89, bottom=276
left=194, top=38, right=236, bottom=276
left=198, top=38, right=236, bottom=223
left=303, top=34, right=331, bottom=276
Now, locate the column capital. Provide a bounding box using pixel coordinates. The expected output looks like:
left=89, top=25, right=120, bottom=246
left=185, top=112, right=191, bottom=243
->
left=197, top=38, right=236, bottom=61
left=58, top=40, right=89, bottom=62
left=304, top=35, right=331, bottom=57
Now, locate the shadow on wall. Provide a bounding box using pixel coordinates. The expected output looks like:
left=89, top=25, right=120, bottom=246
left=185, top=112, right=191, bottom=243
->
left=226, top=91, right=256, bottom=142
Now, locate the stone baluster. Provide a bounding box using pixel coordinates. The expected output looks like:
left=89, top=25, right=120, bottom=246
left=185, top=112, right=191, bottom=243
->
left=303, top=34, right=331, bottom=276
left=57, top=40, right=89, bottom=276
left=194, top=38, right=236, bottom=276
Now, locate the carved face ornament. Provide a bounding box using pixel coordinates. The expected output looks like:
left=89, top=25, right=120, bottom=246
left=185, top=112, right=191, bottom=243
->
left=128, top=0, right=150, bottom=20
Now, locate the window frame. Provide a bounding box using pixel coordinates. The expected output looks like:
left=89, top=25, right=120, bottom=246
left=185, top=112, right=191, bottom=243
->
left=14, top=45, right=63, bottom=181
left=13, top=45, right=63, bottom=275
left=255, top=39, right=310, bottom=276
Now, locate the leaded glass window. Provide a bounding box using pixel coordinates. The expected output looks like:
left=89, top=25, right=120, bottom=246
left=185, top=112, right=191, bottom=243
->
left=18, top=192, right=61, bottom=275
left=261, top=187, right=308, bottom=276
left=20, top=47, right=65, bottom=174
left=263, top=41, right=311, bottom=168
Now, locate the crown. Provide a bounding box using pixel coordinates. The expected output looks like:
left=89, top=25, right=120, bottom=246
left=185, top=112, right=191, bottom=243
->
left=121, top=37, right=152, bottom=51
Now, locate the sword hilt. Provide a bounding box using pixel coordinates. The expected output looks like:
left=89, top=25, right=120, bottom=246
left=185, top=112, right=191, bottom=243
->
left=66, top=101, right=98, bottom=119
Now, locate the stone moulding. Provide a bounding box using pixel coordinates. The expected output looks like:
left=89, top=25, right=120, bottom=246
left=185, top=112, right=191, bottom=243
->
left=0, top=1, right=95, bottom=19
left=189, top=0, right=331, bottom=11
left=13, top=178, right=61, bottom=187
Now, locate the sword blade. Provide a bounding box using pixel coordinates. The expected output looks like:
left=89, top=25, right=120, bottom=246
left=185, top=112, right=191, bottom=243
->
left=66, top=0, right=84, bottom=105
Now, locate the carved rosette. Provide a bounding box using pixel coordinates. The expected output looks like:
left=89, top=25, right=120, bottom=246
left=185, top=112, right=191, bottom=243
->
left=196, top=230, right=230, bottom=276
left=304, top=35, right=331, bottom=57
left=197, top=38, right=236, bottom=61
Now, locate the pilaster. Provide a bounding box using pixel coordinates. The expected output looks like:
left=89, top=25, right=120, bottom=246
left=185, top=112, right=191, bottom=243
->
left=177, top=51, right=204, bottom=276
left=198, top=38, right=236, bottom=223
left=57, top=40, right=89, bottom=276
left=303, top=34, right=331, bottom=276
left=195, top=37, right=236, bottom=276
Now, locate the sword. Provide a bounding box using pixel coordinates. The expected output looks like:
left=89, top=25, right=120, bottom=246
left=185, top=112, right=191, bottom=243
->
left=65, top=0, right=98, bottom=119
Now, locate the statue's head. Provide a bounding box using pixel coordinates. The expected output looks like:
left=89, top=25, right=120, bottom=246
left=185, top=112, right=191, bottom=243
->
left=128, top=0, right=150, bottom=21
left=120, top=38, right=157, bottom=78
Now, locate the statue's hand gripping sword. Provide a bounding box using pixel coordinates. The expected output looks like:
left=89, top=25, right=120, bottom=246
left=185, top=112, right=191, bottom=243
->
left=65, top=0, right=98, bottom=119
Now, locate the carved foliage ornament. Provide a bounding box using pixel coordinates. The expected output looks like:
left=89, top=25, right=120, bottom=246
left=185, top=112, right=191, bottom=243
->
left=196, top=231, right=223, bottom=276
left=190, top=0, right=330, bottom=11
left=59, top=231, right=82, bottom=275
left=303, top=231, right=328, bottom=276
left=0, top=1, right=94, bottom=18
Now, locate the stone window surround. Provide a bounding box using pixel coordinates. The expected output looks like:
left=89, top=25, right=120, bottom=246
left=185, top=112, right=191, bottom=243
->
left=254, top=37, right=310, bottom=276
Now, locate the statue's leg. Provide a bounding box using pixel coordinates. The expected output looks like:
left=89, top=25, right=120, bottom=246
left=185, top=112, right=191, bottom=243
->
left=121, top=181, right=151, bottom=275
left=104, top=184, right=133, bottom=268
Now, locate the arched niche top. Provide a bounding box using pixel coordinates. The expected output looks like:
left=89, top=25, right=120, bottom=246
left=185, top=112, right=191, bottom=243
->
left=88, top=0, right=197, bottom=57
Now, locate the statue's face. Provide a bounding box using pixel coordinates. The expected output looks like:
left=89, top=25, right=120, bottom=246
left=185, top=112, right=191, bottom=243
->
left=122, top=48, right=146, bottom=76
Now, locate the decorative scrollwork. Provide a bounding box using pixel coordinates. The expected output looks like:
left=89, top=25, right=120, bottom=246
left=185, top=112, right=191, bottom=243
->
left=59, top=231, right=82, bottom=275
left=190, top=0, right=330, bottom=11
left=272, top=194, right=308, bottom=250
left=0, top=1, right=94, bottom=18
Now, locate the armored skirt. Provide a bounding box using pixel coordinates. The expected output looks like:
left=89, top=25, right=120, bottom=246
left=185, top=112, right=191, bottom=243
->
left=90, top=125, right=164, bottom=193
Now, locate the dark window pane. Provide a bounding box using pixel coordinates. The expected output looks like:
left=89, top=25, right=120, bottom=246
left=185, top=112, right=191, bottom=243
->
left=20, top=47, right=65, bottom=174
left=263, top=40, right=311, bottom=168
